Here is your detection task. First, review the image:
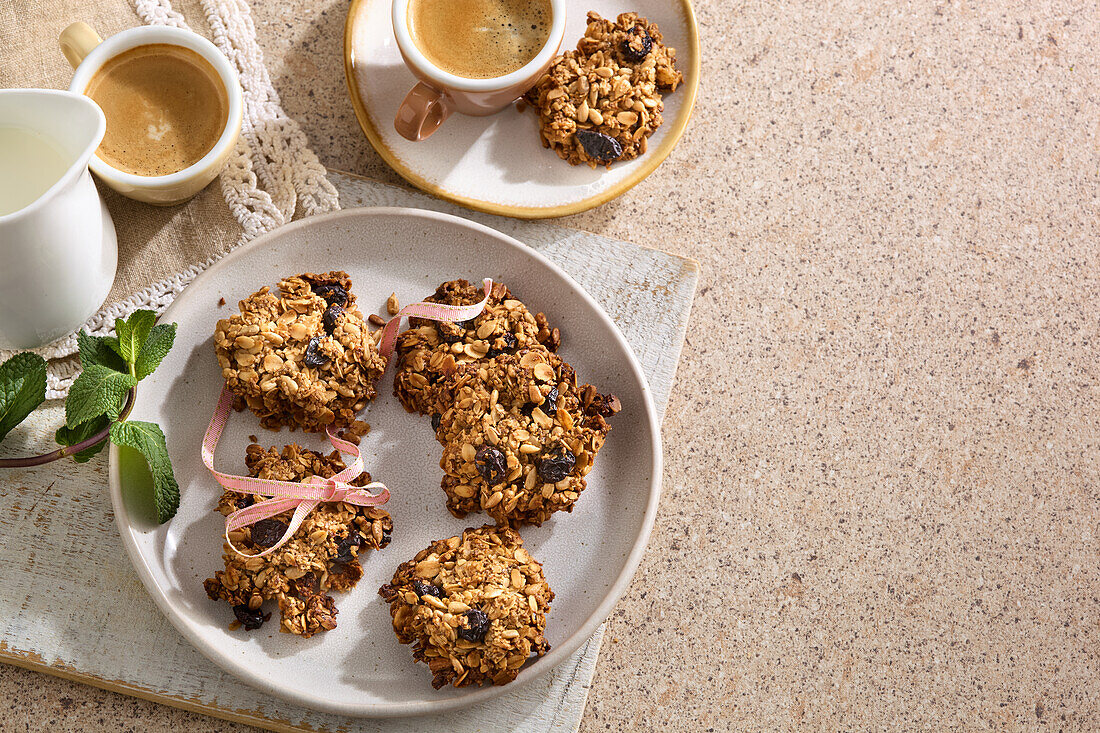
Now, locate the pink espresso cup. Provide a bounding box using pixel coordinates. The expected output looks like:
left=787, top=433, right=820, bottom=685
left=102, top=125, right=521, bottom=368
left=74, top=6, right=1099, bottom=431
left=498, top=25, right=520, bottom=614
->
left=391, top=0, right=566, bottom=141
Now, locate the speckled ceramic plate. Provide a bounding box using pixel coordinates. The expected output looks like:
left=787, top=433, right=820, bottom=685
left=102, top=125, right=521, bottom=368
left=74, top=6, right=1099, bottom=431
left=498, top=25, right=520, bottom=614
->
left=343, top=0, right=699, bottom=218
left=108, top=208, right=661, bottom=717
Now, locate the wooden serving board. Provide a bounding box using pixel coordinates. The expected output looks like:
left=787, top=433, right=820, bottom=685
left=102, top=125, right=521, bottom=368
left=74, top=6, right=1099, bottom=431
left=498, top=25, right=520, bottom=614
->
left=0, top=171, right=698, bottom=732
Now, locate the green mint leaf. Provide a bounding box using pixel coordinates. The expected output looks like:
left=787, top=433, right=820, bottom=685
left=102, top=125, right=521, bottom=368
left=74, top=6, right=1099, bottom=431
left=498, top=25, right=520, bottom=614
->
left=0, top=352, right=47, bottom=443
left=115, top=310, right=157, bottom=365
left=55, top=414, right=110, bottom=463
left=66, top=365, right=136, bottom=428
left=109, top=420, right=179, bottom=523
left=105, top=335, right=125, bottom=360
left=77, top=330, right=127, bottom=373
left=134, top=323, right=177, bottom=381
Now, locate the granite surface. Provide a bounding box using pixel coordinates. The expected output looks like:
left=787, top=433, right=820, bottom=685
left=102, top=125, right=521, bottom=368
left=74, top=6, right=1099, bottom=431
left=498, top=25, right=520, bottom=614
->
left=4, top=0, right=1099, bottom=730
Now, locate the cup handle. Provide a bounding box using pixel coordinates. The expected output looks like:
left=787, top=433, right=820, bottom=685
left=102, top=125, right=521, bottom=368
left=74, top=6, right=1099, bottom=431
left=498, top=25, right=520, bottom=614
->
left=394, top=82, right=454, bottom=141
left=60, top=22, right=103, bottom=69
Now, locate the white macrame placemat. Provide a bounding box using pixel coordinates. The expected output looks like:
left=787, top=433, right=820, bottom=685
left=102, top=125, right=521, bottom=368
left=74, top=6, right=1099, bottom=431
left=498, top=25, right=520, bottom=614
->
left=2, top=0, right=340, bottom=398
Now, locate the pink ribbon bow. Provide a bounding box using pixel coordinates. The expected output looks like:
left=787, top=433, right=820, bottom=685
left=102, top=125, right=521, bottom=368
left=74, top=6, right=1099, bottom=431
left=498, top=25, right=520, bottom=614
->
left=202, top=278, right=493, bottom=556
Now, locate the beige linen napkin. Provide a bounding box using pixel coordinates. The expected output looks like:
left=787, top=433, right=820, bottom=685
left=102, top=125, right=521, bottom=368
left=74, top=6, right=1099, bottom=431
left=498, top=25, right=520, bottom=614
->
left=1, top=0, right=241, bottom=303
left=1, top=0, right=241, bottom=394
left=1, top=0, right=338, bottom=396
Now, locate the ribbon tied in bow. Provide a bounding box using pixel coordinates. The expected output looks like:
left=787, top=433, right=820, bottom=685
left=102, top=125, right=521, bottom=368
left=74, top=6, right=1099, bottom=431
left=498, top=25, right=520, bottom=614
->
left=202, top=278, right=493, bottom=555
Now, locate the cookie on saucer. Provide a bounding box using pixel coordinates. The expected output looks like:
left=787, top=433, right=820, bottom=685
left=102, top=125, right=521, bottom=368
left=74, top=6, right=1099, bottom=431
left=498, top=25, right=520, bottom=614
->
left=525, top=11, right=684, bottom=167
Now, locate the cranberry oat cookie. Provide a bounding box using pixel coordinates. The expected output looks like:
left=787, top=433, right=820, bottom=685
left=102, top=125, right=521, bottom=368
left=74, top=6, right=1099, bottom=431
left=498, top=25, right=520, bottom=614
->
left=393, top=279, right=559, bottom=416
left=379, top=525, right=553, bottom=689
left=214, top=271, right=387, bottom=432
left=203, top=443, right=393, bottom=638
left=433, top=347, right=620, bottom=526
left=525, top=11, right=684, bottom=167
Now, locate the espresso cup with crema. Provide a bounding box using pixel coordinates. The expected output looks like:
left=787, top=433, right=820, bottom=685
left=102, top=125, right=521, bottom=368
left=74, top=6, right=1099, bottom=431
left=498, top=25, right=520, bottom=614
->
left=60, top=22, right=243, bottom=205
left=392, top=0, right=566, bottom=141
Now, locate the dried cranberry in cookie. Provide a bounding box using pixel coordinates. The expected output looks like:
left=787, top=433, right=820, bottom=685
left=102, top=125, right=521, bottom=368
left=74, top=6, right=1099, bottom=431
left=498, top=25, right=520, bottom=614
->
left=203, top=443, right=393, bottom=638
left=433, top=347, right=620, bottom=526
left=618, top=23, right=653, bottom=63
left=379, top=525, right=553, bottom=689
left=392, top=279, right=560, bottom=416
left=213, top=271, right=386, bottom=432
left=575, top=128, right=623, bottom=163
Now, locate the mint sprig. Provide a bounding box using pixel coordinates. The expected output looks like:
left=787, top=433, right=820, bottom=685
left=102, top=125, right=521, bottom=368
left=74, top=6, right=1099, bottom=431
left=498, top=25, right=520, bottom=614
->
left=0, top=310, right=180, bottom=523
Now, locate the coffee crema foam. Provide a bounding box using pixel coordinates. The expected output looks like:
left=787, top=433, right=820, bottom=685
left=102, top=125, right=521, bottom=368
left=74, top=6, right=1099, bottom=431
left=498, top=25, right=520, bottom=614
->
left=86, top=44, right=228, bottom=177
left=408, top=0, right=552, bottom=79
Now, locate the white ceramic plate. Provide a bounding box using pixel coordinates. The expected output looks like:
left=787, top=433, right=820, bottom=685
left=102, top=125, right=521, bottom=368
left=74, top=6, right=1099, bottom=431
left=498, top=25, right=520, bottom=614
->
left=109, top=208, right=661, bottom=717
left=343, top=0, right=700, bottom=218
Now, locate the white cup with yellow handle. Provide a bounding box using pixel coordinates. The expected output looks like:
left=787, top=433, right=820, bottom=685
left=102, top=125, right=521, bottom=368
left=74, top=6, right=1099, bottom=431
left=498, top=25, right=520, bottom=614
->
left=60, top=22, right=243, bottom=206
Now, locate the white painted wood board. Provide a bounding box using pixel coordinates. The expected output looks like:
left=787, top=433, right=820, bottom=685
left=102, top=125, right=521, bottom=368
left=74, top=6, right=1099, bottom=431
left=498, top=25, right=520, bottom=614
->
left=0, top=171, right=698, bottom=732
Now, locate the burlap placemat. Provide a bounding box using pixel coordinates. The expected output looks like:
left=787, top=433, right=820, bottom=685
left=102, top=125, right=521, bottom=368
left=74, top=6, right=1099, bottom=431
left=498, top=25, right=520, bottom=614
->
left=1, top=0, right=241, bottom=391
left=2, top=0, right=241, bottom=300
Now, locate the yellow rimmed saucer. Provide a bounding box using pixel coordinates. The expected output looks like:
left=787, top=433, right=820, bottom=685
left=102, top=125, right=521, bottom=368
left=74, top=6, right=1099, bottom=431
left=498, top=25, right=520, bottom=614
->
left=343, top=0, right=700, bottom=219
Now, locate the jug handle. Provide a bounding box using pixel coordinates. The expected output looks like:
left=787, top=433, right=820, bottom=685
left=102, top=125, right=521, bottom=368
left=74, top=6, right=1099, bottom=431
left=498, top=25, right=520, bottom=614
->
left=60, top=22, right=103, bottom=69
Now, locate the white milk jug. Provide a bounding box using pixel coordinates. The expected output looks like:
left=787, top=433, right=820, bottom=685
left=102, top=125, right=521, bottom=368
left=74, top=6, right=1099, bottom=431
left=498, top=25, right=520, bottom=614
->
left=0, top=89, right=117, bottom=349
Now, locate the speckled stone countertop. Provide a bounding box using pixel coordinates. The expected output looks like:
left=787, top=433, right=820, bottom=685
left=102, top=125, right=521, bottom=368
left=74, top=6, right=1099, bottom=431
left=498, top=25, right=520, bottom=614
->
left=4, top=0, right=1099, bottom=730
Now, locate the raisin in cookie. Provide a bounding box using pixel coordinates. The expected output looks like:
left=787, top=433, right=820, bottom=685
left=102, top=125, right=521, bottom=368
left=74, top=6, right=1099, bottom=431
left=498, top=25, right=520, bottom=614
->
left=393, top=279, right=559, bottom=416
left=525, top=12, right=684, bottom=167
left=379, top=525, right=553, bottom=689
left=203, top=443, right=393, bottom=638
left=214, top=271, right=386, bottom=432
left=433, top=347, right=620, bottom=526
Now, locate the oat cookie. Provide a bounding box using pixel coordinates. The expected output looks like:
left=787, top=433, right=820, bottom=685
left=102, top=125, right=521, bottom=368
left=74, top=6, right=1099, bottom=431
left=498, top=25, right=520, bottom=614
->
left=393, top=279, right=559, bottom=416
left=203, top=443, right=393, bottom=638
left=525, top=11, right=684, bottom=167
left=433, top=347, right=620, bottom=526
left=379, top=525, right=553, bottom=688
left=214, top=272, right=387, bottom=432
